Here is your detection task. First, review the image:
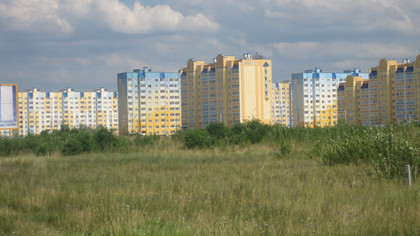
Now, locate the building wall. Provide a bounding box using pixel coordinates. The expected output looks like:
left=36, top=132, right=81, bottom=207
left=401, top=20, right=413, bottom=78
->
left=1, top=88, right=118, bottom=137
left=337, top=76, right=369, bottom=125
left=292, top=68, right=369, bottom=127
left=272, top=81, right=292, bottom=126
left=180, top=60, right=204, bottom=129
left=391, top=61, right=416, bottom=123
left=340, top=55, right=420, bottom=125
left=180, top=53, right=272, bottom=129
left=118, top=68, right=181, bottom=135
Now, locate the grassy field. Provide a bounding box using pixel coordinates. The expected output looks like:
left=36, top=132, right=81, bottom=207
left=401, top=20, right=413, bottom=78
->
left=0, top=142, right=419, bottom=235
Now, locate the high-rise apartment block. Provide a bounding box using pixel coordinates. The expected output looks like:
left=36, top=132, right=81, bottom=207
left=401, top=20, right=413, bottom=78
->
left=117, top=68, right=181, bottom=135
left=292, top=68, right=368, bottom=127
left=180, top=53, right=272, bottom=129
left=0, top=88, right=118, bottom=136
left=272, top=81, right=292, bottom=126
left=338, top=55, right=420, bottom=125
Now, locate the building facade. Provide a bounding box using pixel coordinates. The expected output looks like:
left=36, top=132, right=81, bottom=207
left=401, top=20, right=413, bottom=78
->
left=117, top=68, right=181, bottom=135
left=337, top=76, right=371, bottom=125
left=180, top=53, right=272, bottom=129
left=338, top=55, right=420, bottom=125
left=292, top=68, right=369, bottom=127
left=272, top=81, right=292, bottom=127
left=1, top=88, right=118, bottom=137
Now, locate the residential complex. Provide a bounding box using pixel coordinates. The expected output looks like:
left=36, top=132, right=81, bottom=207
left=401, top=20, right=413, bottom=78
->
left=292, top=68, right=369, bottom=127
left=0, top=88, right=118, bottom=136
left=117, top=68, right=181, bottom=135
left=272, top=81, right=292, bottom=126
left=180, top=53, right=272, bottom=129
left=338, top=55, right=420, bottom=125
left=3, top=54, right=420, bottom=137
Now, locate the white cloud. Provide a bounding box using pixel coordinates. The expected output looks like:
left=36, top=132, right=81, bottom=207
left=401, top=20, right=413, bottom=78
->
left=94, top=0, right=219, bottom=33
left=0, top=0, right=73, bottom=33
left=0, top=0, right=219, bottom=34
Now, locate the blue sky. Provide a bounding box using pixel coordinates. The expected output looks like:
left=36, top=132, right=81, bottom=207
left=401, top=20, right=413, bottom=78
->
left=1, top=0, right=419, bottom=91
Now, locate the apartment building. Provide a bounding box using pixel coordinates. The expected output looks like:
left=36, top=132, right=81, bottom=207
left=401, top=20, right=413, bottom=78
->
left=272, top=81, right=292, bottom=126
left=0, top=84, right=18, bottom=137
left=1, top=88, right=118, bottom=137
left=337, top=76, right=371, bottom=125
left=117, top=68, right=181, bottom=135
left=339, top=55, right=420, bottom=125
left=292, top=68, right=368, bottom=127
left=180, top=53, right=272, bottom=129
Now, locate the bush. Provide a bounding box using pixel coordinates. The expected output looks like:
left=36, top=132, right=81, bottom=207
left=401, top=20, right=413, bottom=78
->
left=205, top=122, right=228, bottom=145
left=94, top=127, right=119, bottom=152
left=317, top=126, right=420, bottom=180
left=183, top=129, right=211, bottom=149
left=134, top=135, right=160, bottom=147
left=61, top=136, right=84, bottom=156
left=35, top=142, right=54, bottom=156
left=0, top=137, right=22, bottom=156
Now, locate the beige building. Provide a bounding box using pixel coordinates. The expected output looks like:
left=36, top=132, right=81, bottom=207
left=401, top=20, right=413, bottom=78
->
left=272, top=81, right=292, bottom=126
left=180, top=53, right=272, bottom=129
left=292, top=68, right=368, bottom=127
left=1, top=88, right=118, bottom=136
left=117, top=68, right=181, bottom=135
left=338, top=55, right=420, bottom=125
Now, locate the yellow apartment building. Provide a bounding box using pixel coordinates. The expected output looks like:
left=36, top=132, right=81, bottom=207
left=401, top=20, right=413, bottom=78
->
left=292, top=68, right=368, bottom=127
left=337, top=76, right=369, bottom=125
left=272, top=81, right=292, bottom=126
left=339, top=54, right=420, bottom=125
left=180, top=53, right=272, bottom=129
left=117, top=68, right=181, bottom=135
left=1, top=88, right=118, bottom=136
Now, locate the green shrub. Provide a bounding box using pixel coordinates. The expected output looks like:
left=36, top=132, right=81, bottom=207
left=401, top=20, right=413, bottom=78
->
left=372, top=129, right=420, bottom=180
left=134, top=135, right=160, bottom=147
left=183, top=129, right=211, bottom=149
left=61, top=136, right=84, bottom=156
left=205, top=122, right=228, bottom=145
left=317, top=125, right=420, bottom=180
left=273, top=138, right=293, bottom=159
left=94, top=127, right=119, bottom=152
left=35, top=142, right=54, bottom=156
left=117, top=136, right=132, bottom=152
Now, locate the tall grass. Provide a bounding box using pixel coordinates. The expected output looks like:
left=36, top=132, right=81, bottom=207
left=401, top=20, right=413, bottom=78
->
left=0, top=146, right=419, bottom=235
left=2, top=121, right=420, bottom=181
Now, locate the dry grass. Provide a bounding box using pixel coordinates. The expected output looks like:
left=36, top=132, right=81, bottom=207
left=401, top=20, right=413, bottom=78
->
left=0, top=145, right=419, bottom=235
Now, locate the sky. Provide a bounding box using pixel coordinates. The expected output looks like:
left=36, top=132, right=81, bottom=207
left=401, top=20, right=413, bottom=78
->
left=0, top=0, right=419, bottom=92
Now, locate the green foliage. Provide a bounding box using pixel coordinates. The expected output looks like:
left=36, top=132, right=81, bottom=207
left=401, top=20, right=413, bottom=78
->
left=316, top=125, right=420, bottom=180
left=61, top=136, right=85, bottom=156
left=205, top=122, right=228, bottom=145
left=2, top=121, right=420, bottom=181
left=0, top=137, right=21, bottom=156
left=182, top=128, right=211, bottom=149
left=34, top=142, right=54, bottom=156
left=133, top=134, right=160, bottom=147
left=273, top=138, right=293, bottom=159
left=93, top=126, right=119, bottom=152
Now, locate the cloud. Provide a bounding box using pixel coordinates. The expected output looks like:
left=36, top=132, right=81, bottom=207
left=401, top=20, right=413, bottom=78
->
left=0, top=0, right=73, bottom=33
left=94, top=0, right=219, bottom=33
left=272, top=41, right=413, bottom=60
left=101, top=54, right=146, bottom=69
left=0, top=0, right=219, bottom=34
left=265, top=0, right=418, bottom=34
